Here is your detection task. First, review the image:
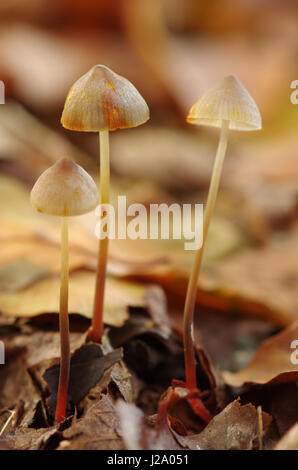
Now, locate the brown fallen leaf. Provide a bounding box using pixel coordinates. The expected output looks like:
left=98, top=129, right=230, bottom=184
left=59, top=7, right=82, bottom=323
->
left=1, top=427, right=56, bottom=450
left=0, top=260, right=51, bottom=292
left=222, top=322, right=298, bottom=387
left=173, top=399, right=272, bottom=450
left=58, top=394, right=124, bottom=450
left=0, top=353, right=41, bottom=430
left=0, top=240, right=95, bottom=280
left=0, top=270, right=166, bottom=328
left=4, top=329, right=85, bottom=370
left=203, top=237, right=298, bottom=326
left=43, top=344, right=123, bottom=420
left=271, top=383, right=298, bottom=436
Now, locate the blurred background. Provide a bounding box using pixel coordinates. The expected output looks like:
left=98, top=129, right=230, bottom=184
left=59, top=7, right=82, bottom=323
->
left=0, top=0, right=297, bottom=223
left=0, top=0, right=297, bottom=369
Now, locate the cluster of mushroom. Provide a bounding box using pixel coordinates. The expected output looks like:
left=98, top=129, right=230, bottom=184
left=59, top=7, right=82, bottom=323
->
left=30, top=65, right=261, bottom=424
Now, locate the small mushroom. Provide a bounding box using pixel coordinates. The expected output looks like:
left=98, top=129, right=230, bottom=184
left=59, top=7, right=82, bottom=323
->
left=30, top=157, right=99, bottom=423
left=183, top=75, right=262, bottom=390
left=61, top=65, right=149, bottom=343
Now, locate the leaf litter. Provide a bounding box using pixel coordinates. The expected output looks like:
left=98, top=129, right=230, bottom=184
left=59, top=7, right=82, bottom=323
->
left=0, top=118, right=297, bottom=450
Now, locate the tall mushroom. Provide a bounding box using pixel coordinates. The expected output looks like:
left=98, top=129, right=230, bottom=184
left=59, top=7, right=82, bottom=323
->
left=61, top=65, right=149, bottom=343
left=30, top=157, right=99, bottom=423
left=184, top=75, right=262, bottom=390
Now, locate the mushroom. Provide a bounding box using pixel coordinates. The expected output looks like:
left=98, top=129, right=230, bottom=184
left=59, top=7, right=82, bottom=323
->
left=61, top=65, right=149, bottom=343
left=30, top=157, right=99, bottom=423
left=184, top=75, right=262, bottom=389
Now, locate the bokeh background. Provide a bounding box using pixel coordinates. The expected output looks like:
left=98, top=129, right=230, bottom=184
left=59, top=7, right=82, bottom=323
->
left=0, top=0, right=297, bottom=371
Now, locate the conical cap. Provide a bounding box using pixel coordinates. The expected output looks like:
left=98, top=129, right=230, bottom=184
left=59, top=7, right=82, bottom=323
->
left=61, top=65, right=149, bottom=132
left=187, top=75, right=262, bottom=131
left=30, top=157, right=99, bottom=216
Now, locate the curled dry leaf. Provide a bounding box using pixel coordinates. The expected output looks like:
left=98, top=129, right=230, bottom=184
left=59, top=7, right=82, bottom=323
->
left=173, top=399, right=272, bottom=450
left=223, top=322, right=298, bottom=387
left=157, top=382, right=213, bottom=433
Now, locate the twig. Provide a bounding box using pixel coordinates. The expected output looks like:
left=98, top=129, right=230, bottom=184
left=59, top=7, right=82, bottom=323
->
left=257, top=405, right=263, bottom=450
left=0, top=410, right=15, bottom=437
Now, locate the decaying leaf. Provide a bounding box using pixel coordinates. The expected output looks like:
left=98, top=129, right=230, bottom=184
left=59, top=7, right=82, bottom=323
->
left=58, top=394, right=124, bottom=450
left=223, top=322, right=298, bottom=387
left=173, top=399, right=272, bottom=450
left=1, top=427, right=57, bottom=450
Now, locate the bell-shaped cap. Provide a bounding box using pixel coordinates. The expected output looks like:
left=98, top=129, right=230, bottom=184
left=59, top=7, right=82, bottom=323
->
left=187, top=75, right=262, bottom=131
left=30, top=157, right=99, bottom=216
left=61, top=65, right=150, bottom=132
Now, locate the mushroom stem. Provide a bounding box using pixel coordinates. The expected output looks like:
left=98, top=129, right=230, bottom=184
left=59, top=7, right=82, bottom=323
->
left=55, top=216, right=70, bottom=424
left=183, top=120, right=229, bottom=390
left=90, top=130, right=110, bottom=343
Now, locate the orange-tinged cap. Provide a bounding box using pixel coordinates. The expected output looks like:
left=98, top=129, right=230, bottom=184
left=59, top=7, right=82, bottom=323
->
left=61, top=65, right=150, bottom=132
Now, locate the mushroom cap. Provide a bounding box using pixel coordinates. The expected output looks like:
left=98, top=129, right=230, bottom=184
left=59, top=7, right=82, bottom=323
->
left=187, top=75, right=262, bottom=131
left=61, top=64, right=150, bottom=132
left=30, top=157, right=99, bottom=216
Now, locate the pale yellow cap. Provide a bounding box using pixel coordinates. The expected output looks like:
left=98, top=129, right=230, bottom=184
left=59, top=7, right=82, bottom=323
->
left=30, top=157, right=99, bottom=216
left=187, top=75, right=262, bottom=131
left=61, top=65, right=150, bottom=132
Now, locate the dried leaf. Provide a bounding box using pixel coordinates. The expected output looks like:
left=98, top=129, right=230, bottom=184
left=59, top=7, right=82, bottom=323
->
left=203, top=237, right=298, bottom=325
left=43, top=344, right=122, bottom=418
left=0, top=270, right=164, bottom=328
left=174, top=399, right=272, bottom=450
left=59, top=394, right=123, bottom=450
left=0, top=260, right=50, bottom=292
left=223, top=322, right=298, bottom=387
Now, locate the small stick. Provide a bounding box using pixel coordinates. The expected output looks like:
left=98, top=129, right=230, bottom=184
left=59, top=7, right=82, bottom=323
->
left=55, top=216, right=70, bottom=424
left=257, top=405, right=263, bottom=450
left=0, top=410, right=15, bottom=437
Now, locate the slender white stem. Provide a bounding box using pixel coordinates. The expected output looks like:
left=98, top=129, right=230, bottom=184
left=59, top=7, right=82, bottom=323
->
left=55, top=216, right=70, bottom=423
left=90, top=130, right=110, bottom=343
left=183, top=120, right=229, bottom=390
